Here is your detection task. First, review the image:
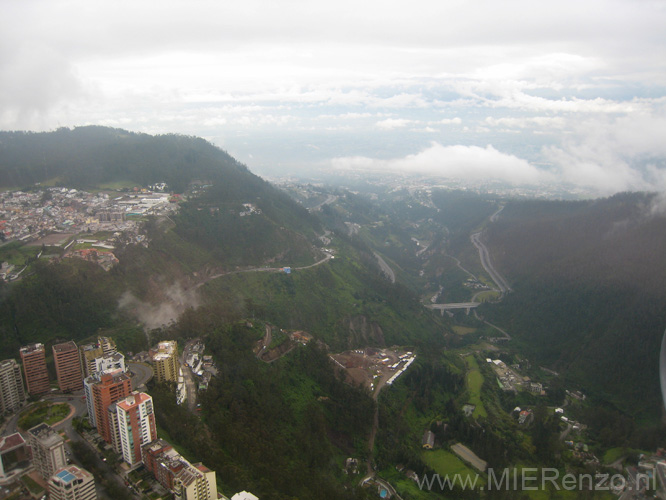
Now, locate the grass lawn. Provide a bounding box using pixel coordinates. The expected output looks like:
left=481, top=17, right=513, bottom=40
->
left=21, top=475, right=44, bottom=495
left=603, top=447, right=628, bottom=464
left=452, top=325, right=477, bottom=335
left=18, top=402, right=70, bottom=430
left=464, top=355, right=487, bottom=418
left=421, top=450, right=483, bottom=487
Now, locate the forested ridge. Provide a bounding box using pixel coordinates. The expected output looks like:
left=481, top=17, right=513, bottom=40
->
left=482, top=192, right=666, bottom=420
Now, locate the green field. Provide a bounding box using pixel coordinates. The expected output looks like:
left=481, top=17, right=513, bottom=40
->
left=421, top=450, right=484, bottom=488
left=18, top=402, right=70, bottom=430
left=97, top=180, right=140, bottom=190
left=0, top=242, right=39, bottom=266
left=464, top=355, right=487, bottom=418
left=452, top=325, right=477, bottom=335
left=475, top=290, right=501, bottom=302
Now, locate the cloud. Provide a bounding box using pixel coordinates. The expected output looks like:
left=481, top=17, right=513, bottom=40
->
left=438, top=117, right=462, bottom=125
left=118, top=282, right=200, bottom=330
left=332, top=142, right=549, bottom=185
left=542, top=109, right=666, bottom=194
left=376, top=118, right=414, bottom=129
left=485, top=116, right=566, bottom=129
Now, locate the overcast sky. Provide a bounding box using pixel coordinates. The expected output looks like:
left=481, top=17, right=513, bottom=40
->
left=2, top=0, right=665, bottom=194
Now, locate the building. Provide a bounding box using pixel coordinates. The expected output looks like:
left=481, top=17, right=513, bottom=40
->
left=173, top=462, right=217, bottom=500
left=231, top=492, right=259, bottom=500
left=48, top=466, right=97, bottom=500
left=142, top=439, right=218, bottom=500
left=422, top=430, right=435, bottom=449
left=93, top=352, right=125, bottom=374
left=528, top=382, right=543, bottom=394
left=80, top=337, right=118, bottom=377
left=0, top=359, right=26, bottom=414
left=79, top=343, right=103, bottom=378
left=98, top=337, right=117, bottom=358
left=106, top=403, right=122, bottom=454
left=116, top=392, right=157, bottom=466
left=27, top=423, right=67, bottom=480
left=0, top=433, right=29, bottom=480
left=142, top=439, right=177, bottom=489
left=151, top=341, right=179, bottom=383
left=84, top=370, right=132, bottom=442
left=19, top=343, right=50, bottom=396
left=53, top=341, right=83, bottom=392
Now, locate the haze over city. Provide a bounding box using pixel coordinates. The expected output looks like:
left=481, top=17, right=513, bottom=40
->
left=2, top=0, right=666, bottom=194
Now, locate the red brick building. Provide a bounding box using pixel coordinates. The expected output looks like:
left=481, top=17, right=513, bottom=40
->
left=53, top=341, right=83, bottom=392
left=89, top=372, right=132, bottom=444
left=19, top=344, right=50, bottom=396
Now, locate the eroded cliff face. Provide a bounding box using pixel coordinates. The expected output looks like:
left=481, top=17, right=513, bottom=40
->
left=344, top=315, right=385, bottom=349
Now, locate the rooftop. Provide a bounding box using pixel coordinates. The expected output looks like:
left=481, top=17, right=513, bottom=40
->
left=19, top=343, right=44, bottom=355
left=117, top=392, right=151, bottom=411
left=53, top=341, right=77, bottom=353
left=0, top=433, right=25, bottom=454
left=51, top=466, right=92, bottom=485
left=27, top=423, right=63, bottom=448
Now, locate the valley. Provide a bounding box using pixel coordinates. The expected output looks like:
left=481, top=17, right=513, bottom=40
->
left=0, top=129, right=665, bottom=499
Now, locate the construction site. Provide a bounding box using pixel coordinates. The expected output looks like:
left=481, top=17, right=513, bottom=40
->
left=330, top=347, right=416, bottom=396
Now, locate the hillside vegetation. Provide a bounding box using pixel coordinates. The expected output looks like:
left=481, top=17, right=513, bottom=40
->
left=482, top=193, right=666, bottom=421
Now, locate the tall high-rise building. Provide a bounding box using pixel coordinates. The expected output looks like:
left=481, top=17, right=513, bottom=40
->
left=84, top=370, right=131, bottom=443
left=53, top=341, right=83, bottom=392
left=151, top=341, right=179, bottom=383
left=106, top=403, right=121, bottom=454
left=116, top=392, right=156, bottom=466
left=0, top=359, right=26, bottom=414
left=19, top=343, right=50, bottom=396
left=48, top=465, right=97, bottom=500
left=27, top=423, right=67, bottom=481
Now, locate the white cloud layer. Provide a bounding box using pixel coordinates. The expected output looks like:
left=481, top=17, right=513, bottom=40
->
left=332, top=143, right=550, bottom=185
left=0, top=0, right=665, bottom=195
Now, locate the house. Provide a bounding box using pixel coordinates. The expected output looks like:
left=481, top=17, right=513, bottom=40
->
left=422, top=430, right=435, bottom=449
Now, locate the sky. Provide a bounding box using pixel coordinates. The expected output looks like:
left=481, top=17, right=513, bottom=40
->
left=2, top=0, right=666, bottom=195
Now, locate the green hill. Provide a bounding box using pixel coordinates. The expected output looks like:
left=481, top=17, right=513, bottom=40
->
left=481, top=193, right=666, bottom=423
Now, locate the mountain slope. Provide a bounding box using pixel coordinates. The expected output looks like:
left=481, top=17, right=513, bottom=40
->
left=481, top=193, right=666, bottom=420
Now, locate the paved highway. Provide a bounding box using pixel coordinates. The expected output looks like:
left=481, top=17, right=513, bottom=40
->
left=427, top=302, right=480, bottom=311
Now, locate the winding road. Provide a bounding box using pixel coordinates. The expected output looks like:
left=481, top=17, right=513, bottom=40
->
left=194, top=252, right=333, bottom=289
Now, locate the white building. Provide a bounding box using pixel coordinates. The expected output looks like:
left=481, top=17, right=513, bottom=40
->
left=0, top=359, right=26, bottom=414
left=48, top=466, right=97, bottom=500
left=116, top=392, right=157, bottom=466
left=27, top=423, right=67, bottom=481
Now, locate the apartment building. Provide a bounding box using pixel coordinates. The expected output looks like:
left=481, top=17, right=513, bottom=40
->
left=53, top=341, right=83, bottom=392
left=151, top=341, right=179, bottom=383
left=48, top=466, right=97, bottom=500
left=116, top=392, right=157, bottom=466
left=27, top=423, right=67, bottom=481
left=0, top=359, right=26, bottom=414
left=84, top=370, right=132, bottom=442
left=19, top=343, right=50, bottom=396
